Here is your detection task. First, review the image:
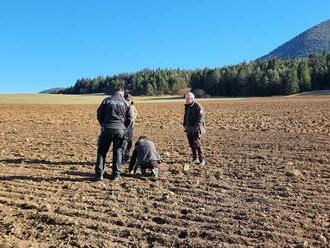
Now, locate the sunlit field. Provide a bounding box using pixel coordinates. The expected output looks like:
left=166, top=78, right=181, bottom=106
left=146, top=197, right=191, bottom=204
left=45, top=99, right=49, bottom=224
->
left=0, top=94, right=329, bottom=247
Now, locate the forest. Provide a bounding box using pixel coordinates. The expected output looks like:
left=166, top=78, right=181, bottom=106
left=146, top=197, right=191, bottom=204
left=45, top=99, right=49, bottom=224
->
left=59, top=53, right=330, bottom=96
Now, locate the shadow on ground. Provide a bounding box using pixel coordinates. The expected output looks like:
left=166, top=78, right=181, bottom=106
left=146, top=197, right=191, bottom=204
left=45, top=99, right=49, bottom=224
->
left=0, top=158, right=94, bottom=166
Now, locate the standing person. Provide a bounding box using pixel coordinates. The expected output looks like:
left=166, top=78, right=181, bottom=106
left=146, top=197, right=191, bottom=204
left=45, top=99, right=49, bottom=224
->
left=128, top=136, right=162, bottom=177
left=95, top=89, right=133, bottom=181
left=123, top=92, right=138, bottom=163
left=183, top=92, right=206, bottom=166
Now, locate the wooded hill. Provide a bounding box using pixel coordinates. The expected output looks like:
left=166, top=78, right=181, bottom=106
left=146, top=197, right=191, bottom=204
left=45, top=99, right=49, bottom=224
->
left=59, top=53, right=330, bottom=97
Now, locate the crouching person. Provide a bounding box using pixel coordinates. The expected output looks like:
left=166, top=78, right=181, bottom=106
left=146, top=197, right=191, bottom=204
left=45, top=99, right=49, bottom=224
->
left=128, top=136, right=162, bottom=177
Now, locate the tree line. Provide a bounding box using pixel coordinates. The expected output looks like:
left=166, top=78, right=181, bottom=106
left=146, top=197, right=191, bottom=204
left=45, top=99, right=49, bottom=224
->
left=60, top=69, right=191, bottom=96
left=59, top=53, right=330, bottom=96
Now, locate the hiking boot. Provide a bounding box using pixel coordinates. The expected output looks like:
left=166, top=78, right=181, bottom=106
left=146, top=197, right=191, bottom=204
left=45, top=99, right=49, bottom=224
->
left=94, top=174, right=103, bottom=181
left=151, top=168, right=159, bottom=177
left=112, top=176, right=122, bottom=181
left=198, top=159, right=206, bottom=166
left=124, top=153, right=130, bottom=163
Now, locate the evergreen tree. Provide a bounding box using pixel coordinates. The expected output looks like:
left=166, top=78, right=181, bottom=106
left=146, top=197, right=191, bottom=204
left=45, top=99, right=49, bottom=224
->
left=326, top=54, right=330, bottom=88
left=145, top=83, right=154, bottom=96
left=172, top=78, right=187, bottom=94
left=190, top=70, right=204, bottom=90
left=237, top=66, right=249, bottom=96
left=59, top=54, right=330, bottom=97
left=283, top=67, right=299, bottom=94
left=205, top=69, right=220, bottom=93
left=298, top=61, right=311, bottom=91
left=267, top=68, right=281, bottom=95
left=158, top=78, right=169, bottom=94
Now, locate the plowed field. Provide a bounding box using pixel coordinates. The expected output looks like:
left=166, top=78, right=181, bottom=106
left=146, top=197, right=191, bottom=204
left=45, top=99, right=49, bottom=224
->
left=0, top=96, right=329, bottom=247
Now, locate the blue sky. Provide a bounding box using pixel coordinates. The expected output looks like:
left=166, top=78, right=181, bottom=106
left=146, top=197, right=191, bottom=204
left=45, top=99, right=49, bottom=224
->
left=0, top=0, right=329, bottom=93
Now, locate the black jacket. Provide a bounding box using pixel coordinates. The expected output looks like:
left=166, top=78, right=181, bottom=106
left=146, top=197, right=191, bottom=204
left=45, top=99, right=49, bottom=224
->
left=97, top=92, right=133, bottom=129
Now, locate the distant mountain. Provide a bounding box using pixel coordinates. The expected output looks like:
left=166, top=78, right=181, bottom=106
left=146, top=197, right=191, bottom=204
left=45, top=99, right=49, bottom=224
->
left=259, top=19, right=330, bottom=60
left=39, top=87, right=65, bottom=94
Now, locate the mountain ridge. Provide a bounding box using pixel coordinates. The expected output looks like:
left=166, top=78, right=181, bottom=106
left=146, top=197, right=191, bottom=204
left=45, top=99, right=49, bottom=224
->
left=259, top=19, right=330, bottom=60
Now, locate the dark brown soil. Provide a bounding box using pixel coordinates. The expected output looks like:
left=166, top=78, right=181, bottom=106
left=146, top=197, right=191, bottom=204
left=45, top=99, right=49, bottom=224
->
left=0, top=96, right=329, bottom=247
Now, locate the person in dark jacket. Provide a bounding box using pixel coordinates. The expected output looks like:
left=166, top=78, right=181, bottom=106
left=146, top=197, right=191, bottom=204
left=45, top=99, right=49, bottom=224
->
left=183, top=92, right=206, bottom=166
left=95, top=89, right=133, bottom=180
left=128, top=136, right=162, bottom=177
left=122, top=92, right=138, bottom=163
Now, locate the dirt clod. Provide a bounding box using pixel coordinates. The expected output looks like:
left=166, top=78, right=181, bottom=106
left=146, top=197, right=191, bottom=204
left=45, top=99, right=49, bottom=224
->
left=286, top=169, right=302, bottom=177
